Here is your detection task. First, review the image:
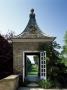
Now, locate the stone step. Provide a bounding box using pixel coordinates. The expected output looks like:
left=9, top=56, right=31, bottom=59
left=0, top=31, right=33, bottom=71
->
left=18, top=87, right=65, bottom=90
left=18, top=87, right=45, bottom=90
left=27, top=83, right=39, bottom=87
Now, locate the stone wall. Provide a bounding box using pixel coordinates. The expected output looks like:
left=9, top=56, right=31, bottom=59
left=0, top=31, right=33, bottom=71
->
left=13, top=42, right=40, bottom=73
left=0, top=75, right=19, bottom=90
left=13, top=41, right=51, bottom=82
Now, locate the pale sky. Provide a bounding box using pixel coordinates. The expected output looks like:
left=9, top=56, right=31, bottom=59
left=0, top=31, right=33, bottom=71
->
left=0, top=0, right=67, bottom=46
left=27, top=56, right=35, bottom=64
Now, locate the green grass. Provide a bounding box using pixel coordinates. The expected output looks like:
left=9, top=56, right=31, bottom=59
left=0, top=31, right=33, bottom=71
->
left=27, top=64, right=38, bottom=76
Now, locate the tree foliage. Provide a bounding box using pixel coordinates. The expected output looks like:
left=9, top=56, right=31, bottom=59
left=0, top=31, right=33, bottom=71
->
left=61, top=31, right=67, bottom=66
left=26, top=57, right=32, bottom=75
left=38, top=41, right=67, bottom=88
left=34, top=55, right=39, bottom=65
left=4, top=30, right=15, bottom=39
left=0, top=35, right=13, bottom=79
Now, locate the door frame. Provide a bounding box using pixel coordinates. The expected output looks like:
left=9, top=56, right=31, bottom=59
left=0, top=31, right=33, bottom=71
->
left=25, top=52, right=40, bottom=77
left=23, top=51, right=46, bottom=82
left=23, top=51, right=40, bottom=82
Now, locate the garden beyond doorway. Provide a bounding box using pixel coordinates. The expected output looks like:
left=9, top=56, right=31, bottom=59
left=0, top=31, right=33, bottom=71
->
left=25, top=52, right=40, bottom=82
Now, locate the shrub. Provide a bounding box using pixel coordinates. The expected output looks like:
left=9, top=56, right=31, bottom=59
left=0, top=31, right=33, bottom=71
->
left=38, top=79, right=55, bottom=88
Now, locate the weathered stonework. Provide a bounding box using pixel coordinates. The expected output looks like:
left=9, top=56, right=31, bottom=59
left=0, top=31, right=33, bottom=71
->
left=13, top=42, right=40, bottom=73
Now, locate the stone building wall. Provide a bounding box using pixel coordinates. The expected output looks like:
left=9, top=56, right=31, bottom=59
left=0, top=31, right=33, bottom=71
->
left=13, top=42, right=40, bottom=74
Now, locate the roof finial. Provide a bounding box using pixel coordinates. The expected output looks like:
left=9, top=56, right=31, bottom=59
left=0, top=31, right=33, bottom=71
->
left=31, top=9, right=34, bottom=14
left=30, top=9, right=35, bottom=19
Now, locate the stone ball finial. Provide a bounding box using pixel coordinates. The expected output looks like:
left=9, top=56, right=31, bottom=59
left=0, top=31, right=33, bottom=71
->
left=29, top=9, right=35, bottom=19
left=31, top=9, right=34, bottom=14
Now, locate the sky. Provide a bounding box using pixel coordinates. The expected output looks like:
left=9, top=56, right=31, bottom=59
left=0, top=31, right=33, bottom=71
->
left=0, top=0, right=67, bottom=46
left=27, top=55, right=35, bottom=64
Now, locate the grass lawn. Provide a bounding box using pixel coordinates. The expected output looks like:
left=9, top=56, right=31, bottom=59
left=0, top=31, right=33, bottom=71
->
left=27, top=64, right=38, bottom=76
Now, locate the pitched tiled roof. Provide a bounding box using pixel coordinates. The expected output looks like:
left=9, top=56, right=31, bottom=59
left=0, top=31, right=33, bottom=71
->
left=14, top=9, right=55, bottom=40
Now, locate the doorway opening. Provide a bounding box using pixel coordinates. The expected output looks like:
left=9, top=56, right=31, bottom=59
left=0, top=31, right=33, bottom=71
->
left=25, top=52, right=40, bottom=82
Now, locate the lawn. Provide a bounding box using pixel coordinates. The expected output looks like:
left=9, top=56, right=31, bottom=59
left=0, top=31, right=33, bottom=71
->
left=27, top=64, right=38, bottom=76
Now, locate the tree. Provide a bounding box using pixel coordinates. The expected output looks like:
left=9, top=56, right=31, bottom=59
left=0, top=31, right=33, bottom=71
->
left=34, top=55, right=39, bottom=65
left=38, top=41, right=67, bottom=88
left=50, top=41, right=67, bottom=88
left=61, top=31, right=67, bottom=66
left=26, top=56, right=32, bottom=75
left=59, top=31, right=67, bottom=88
left=4, top=30, right=15, bottom=40
left=0, top=35, right=13, bottom=79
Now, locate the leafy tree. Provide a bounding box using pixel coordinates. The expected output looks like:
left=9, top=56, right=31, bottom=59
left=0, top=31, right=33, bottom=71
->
left=38, top=41, right=67, bottom=88
left=34, top=55, right=39, bottom=65
left=0, top=35, right=13, bottom=79
left=4, top=30, right=15, bottom=39
left=58, top=31, right=67, bottom=88
left=26, top=57, right=32, bottom=75
left=61, top=31, right=67, bottom=66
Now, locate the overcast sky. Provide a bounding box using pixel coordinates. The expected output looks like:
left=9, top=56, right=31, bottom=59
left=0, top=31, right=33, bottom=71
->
left=0, top=0, right=67, bottom=46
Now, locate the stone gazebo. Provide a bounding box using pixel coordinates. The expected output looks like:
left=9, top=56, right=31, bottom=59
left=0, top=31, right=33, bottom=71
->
left=12, top=9, right=55, bottom=82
